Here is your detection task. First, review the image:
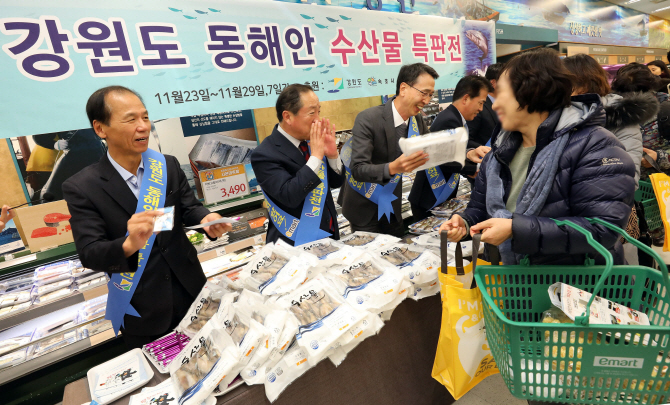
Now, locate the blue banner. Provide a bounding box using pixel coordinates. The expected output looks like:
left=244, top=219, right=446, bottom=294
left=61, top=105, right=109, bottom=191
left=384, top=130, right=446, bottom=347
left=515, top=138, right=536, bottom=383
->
left=407, top=116, right=458, bottom=209
left=341, top=137, right=399, bottom=221
left=0, top=0, right=495, bottom=139
left=106, top=148, right=167, bottom=335
left=264, top=158, right=331, bottom=245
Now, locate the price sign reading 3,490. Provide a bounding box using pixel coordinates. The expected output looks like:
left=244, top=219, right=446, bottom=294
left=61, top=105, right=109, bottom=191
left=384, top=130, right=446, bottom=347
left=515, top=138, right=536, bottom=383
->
left=199, top=164, right=251, bottom=205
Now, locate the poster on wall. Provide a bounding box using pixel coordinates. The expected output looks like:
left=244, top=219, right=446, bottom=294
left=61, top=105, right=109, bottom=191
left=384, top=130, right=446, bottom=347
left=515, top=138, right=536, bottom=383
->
left=154, top=110, right=259, bottom=201
left=0, top=0, right=495, bottom=140
left=276, top=0, right=657, bottom=47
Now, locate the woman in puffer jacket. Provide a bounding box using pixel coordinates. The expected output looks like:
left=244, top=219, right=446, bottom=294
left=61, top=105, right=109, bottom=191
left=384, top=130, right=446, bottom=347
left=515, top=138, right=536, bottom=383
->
left=564, top=54, right=659, bottom=189
left=440, top=49, right=636, bottom=266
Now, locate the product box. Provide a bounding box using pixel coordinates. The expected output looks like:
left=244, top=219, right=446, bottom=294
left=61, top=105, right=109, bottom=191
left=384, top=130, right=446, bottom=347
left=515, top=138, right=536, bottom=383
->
left=12, top=200, right=73, bottom=252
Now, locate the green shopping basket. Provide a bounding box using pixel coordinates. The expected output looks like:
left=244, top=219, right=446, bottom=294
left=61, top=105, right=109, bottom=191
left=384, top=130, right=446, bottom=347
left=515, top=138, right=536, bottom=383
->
left=636, top=181, right=663, bottom=230
left=474, top=217, right=670, bottom=404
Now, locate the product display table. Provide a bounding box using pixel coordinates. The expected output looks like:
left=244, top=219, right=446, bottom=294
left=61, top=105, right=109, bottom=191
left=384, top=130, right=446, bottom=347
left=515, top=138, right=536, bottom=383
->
left=63, top=295, right=453, bottom=405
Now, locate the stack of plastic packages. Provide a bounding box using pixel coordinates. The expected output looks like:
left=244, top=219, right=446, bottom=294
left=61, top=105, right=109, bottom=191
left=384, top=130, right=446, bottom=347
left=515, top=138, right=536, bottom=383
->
left=77, top=295, right=112, bottom=338
left=70, top=260, right=108, bottom=291
left=0, top=273, right=34, bottom=317
left=31, top=260, right=75, bottom=305
left=139, top=232, right=443, bottom=403
left=0, top=330, right=34, bottom=369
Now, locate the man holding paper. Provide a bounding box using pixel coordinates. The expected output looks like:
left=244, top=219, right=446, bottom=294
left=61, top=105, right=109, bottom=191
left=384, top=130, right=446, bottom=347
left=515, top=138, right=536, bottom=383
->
left=339, top=64, right=436, bottom=236
left=409, top=75, right=493, bottom=221
left=63, top=86, right=231, bottom=348
left=251, top=84, right=344, bottom=246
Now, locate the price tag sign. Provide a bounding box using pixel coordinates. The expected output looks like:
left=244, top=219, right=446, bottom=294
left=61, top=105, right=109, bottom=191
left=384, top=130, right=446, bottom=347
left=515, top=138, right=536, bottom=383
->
left=200, top=164, right=251, bottom=205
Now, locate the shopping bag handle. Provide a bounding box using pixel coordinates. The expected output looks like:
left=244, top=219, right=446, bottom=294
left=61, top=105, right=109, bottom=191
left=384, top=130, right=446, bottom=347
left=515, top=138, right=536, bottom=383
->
left=586, top=217, right=670, bottom=293
left=551, top=218, right=613, bottom=326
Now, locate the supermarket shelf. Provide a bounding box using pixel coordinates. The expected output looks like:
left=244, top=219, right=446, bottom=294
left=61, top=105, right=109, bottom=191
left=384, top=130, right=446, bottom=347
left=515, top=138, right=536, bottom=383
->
left=205, top=193, right=265, bottom=212
left=0, top=284, right=108, bottom=332
left=0, top=245, right=79, bottom=275
left=197, top=234, right=266, bottom=262
left=0, top=328, right=117, bottom=386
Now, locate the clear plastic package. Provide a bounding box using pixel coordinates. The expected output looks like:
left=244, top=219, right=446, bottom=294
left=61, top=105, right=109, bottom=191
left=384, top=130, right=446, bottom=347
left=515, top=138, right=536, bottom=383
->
left=33, top=260, right=73, bottom=285
left=31, top=278, right=73, bottom=297
left=79, top=319, right=113, bottom=338
left=31, top=330, right=79, bottom=358
left=0, top=273, right=35, bottom=293
left=0, top=330, right=34, bottom=357
left=177, top=282, right=230, bottom=338
left=0, top=347, right=28, bottom=369
left=0, top=289, right=31, bottom=308
left=339, top=232, right=401, bottom=250
left=75, top=275, right=108, bottom=291
left=32, top=286, right=73, bottom=304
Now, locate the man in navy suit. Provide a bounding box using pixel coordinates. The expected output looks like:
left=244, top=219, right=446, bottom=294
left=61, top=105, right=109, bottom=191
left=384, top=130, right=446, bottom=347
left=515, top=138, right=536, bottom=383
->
left=251, top=84, right=344, bottom=245
left=409, top=75, right=493, bottom=221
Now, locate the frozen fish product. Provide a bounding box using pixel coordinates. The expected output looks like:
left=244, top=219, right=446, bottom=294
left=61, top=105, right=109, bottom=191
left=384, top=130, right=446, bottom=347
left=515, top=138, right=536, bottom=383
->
left=31, top=330, right=79, bottom=358
left=0, top=289, right=31, bottom=308
left=169, top=319, right=240, bottom=405
left=31, top=278, right=73, bottom=297
left=239, top=245, right=313, bottom=296
left=376, top=244, right=440, bottom=286
left=398, top=127, right=468, bottom=172
left=177, top=282, right=232, bottom=338
left=326, top=254, right=408, bottom=314
left=0, top=331, right=34, bottom=357
left=33, top=260, right=73, bottom=285
left=275, top=278, right=369, bottom=363
left=264, top=344, right=313, bottom=403
left=32, top=286, right=73, bottom=304
left=339, top=232, right=401, bottom=250
left=409, top=279, right=440, bottom=300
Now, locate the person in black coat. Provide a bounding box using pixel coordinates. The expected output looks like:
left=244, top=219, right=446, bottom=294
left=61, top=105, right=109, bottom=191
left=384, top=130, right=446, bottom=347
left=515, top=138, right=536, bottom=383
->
left=339, top=64, right=436, bottom=236
left=466, top=63, right=503, bottom=154
left=409, top=75, right=492, bottom=221
left=63, top=86, right=230, bottom=349
left=251, top=84, right=344, bottom=245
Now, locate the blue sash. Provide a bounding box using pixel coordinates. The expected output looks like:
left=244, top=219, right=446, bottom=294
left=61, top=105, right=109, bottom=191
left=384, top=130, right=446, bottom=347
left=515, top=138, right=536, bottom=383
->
left=106, top=149, right=167, bottom=335
left=264, top=157, right=331, bottom=245
left=407, top=116, right=459, bottom=209
left=340, top=138, right=399, bottom=221
left=486, top=138, right=491, bottom=147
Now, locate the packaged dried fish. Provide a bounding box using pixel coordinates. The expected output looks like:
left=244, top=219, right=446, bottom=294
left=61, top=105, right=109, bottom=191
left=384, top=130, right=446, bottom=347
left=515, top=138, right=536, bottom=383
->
left=32, top=286, right=73, bottom=304
left=177, top=282, right=233, bottom=338
left=33, top=260, right=73, bottom=285
left=326, top=253, right=409, bottom=314
left=238, top=244, right=313, bottom=296
left=275, top=278, right=369, bottom=363
left=169, top=319, right=239, bottom=405
left=339, top=231, right=400, bottom=250
left=376, top=244, right=440, bottom=286
left=264, top=344, right=313, bottom=403
left=31, top=278, right=73, bottom=297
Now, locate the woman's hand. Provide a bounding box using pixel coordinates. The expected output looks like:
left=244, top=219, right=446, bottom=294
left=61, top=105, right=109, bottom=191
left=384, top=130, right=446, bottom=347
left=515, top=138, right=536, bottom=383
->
left=439, top=214, right=467, bottom=242
left=470, top=218, right=513, bottom=246
left=642, top=148, right=658, bottom=168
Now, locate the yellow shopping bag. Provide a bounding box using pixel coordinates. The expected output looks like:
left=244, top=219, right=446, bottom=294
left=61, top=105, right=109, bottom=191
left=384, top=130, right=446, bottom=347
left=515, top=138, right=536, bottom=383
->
left=432, top=233, right=499, bottom=400
left=649, top=173, right=670, bottom=251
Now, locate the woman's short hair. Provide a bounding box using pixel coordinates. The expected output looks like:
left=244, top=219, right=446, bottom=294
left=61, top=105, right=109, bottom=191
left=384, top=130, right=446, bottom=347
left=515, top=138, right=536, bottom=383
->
left=501, top=48, right=574, bottom=114
left=563, top=54, right=610, bottom=97
left=612, top=63, right=661, bottom=93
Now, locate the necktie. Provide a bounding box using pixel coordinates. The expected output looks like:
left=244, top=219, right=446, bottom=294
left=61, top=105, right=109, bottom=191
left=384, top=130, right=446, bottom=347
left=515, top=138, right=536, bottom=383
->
left=299, top=141, right=310, bottom=162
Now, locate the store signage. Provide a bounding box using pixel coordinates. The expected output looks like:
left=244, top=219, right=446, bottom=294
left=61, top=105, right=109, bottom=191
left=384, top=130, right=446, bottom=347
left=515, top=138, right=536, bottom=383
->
left=180, top=110, right=254, bottom=137
left=657, top=56, right=664, bottom=61
left=617, top=56, right=629, bottom=63
left=591, top=47, right=608, bottom=53
left=0, top=0, right=495, bottom=140
left=593, top=55, right=608, bottom=64
left=199, top=164, right=251, bottom=205
left=568, top=22, right=603, bottom=37
left=636, top=56, right=645, bottom=63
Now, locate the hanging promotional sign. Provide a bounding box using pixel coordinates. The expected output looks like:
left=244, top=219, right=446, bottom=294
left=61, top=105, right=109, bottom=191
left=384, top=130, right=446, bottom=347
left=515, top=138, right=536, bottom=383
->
left=0, top=0, right=495, bottom=140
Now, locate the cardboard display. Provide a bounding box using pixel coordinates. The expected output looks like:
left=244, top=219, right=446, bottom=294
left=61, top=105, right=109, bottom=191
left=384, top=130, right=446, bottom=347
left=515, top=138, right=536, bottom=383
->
left=12, top=200, right=73, bottom=251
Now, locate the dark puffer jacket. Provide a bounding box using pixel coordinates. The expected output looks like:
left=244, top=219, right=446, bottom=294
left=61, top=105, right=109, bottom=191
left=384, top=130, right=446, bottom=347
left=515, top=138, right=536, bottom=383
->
left=460, top=94, right=636, bottom=265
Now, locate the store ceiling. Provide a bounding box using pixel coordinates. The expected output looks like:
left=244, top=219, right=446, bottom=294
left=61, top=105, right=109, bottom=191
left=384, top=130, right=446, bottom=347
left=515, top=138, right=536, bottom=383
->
left=606, top=0, right=670, bottom=20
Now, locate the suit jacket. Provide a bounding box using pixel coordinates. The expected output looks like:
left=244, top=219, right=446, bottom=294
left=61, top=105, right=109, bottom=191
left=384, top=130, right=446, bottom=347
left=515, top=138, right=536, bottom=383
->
left=466, top=96, right=499, bottom=150
left=408, top=104, right=473, bottom=213
left=250, top=125, right=344, bottom=245
left=62, top=153, right=210, bottom=336
left=339, top=97, right=427, bottom=227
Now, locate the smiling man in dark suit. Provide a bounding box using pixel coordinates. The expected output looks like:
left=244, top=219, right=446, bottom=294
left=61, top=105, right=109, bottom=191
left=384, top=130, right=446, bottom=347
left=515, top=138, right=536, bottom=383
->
left=339, top=63, right=435, bottom=236
left=465, top=63, right=503, bottom=169
left=251, top=84, right=344, bottom=246
left=63, top=86, right=230, bottom=349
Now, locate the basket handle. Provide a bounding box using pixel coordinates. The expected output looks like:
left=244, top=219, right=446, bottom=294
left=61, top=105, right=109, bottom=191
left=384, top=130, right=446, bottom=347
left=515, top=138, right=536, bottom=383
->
left=586, top=217, right=670, bottom=294
left=551, top=218, right=613, bottom=326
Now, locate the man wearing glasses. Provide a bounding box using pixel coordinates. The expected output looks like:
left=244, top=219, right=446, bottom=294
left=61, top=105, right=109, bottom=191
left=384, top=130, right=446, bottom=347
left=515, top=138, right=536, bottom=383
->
left=409, top=75, right=493, bottom=221
left=339, top=63, right=437, bottom=236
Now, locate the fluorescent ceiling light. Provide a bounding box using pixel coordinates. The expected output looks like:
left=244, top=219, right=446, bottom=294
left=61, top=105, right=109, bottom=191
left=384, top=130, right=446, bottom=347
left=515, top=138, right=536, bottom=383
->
left=653, top=5, right=670, bottom=11
left=624, top=0, right=641, bottom=4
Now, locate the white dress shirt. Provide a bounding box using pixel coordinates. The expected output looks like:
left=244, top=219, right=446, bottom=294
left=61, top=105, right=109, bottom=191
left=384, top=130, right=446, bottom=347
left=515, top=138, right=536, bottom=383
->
left=277, top=125, right=342, bottom=175
left=391, top=99, right=409, bottom=127
left=108, top=151, right=144, bottom=199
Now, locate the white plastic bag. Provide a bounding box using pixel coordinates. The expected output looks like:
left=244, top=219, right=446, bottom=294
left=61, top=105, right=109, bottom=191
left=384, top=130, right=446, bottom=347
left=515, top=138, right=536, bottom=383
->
left=239, top=304, right=290, bottom=385
left=264, top=343, right=313, bottom=403
left=376, top=243, right=440, bottom=286
left=177, top=282, right=231, bottom=338
left=326, top=253, right=407, bottom=314
left=398, top=127, right=468, bottom=172
left=339, top=231, right=400, bottom=251
left=328, top=313, right=384, bottom=366
left=170, top=319, right=240, bottom=405
left=238, top=245, right=312, bottom=296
